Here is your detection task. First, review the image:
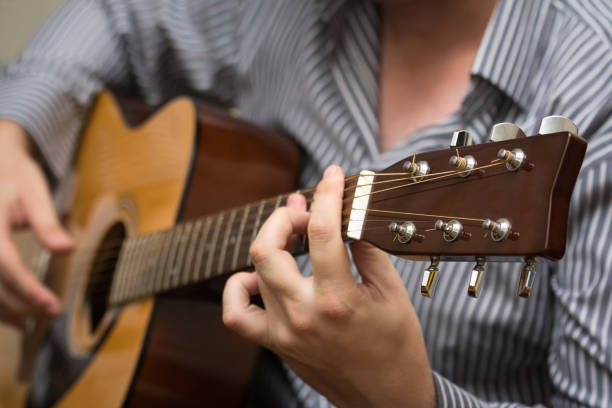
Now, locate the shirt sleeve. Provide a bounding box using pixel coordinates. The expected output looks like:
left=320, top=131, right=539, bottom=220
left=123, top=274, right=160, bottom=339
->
left=431, top=114, right=612, bottom=407
left=0, top=0, right=131, bottom=179
left=0, top=0, right=239, bottom=180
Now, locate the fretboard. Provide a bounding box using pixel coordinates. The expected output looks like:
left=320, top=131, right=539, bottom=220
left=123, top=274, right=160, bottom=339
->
left=108, top=189, right=347, bottom=305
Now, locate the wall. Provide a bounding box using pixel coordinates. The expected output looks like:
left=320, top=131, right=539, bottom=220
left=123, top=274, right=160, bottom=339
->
left=0, top=0, right=62, bottom=63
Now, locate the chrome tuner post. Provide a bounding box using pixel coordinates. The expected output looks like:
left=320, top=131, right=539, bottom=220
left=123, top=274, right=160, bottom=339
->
left=518, top=257, right=537, bottom=298
left=403, top=160, right=430, bottom=179
left=449, top=153, right=477, bottom=177
left=489, top=123, right=526, bottom=142
left=539, top=115, right=578, bottom=136
left=389, top=221, right=422, bottom=244
left=450, top=130, right=472, bottom=147
left=497, top=148, right=530, bottom=171
left=481, top=218, right=514, bottom=242
left=468, top=257, right=486, bottom=298
left=421, top=256, right=440, bottom=297
left=435, top=219, right=468, bottom=242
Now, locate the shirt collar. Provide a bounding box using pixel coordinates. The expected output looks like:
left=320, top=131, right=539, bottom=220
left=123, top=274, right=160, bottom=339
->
left=471, top=0, right=553, bottom=110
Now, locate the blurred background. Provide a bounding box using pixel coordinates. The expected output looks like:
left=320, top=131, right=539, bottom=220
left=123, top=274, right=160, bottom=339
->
left=0, top=0, right=62, bottom=63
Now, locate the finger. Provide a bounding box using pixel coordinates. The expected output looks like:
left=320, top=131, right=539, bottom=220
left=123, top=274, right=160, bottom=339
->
left=349, top=241, right=403, bottom=296
left=285, top=193, right=307, bottom=252
left=21, top=163, right=73, bottom=251
left=222, top=272, right=268, bottom=345
left=0, top=281, right=35, bottom=316
left=0, top=215, right=61, bottom=316
left=250, top=206, right=309, bottom=294
left=308, top=165, right=353, bottom=286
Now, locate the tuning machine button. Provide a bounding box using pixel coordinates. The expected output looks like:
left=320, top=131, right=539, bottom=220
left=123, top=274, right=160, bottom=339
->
left=421, top=256, right=440, bottom=297
left=435, top=219, right=469, bottom=242
left=489, top=123, right=526, bottom=142
left=468, top=257, right=486, bottom=298
left=517, top=257, right=537, bottom=297
left=481, top=218, right=517, bottom=242
left=450, top=130, right=472, bottom=148
left=497, top=148, right=532, bottom=172
left=449, top=153, right=477, bottom=177
left=539, top=115, right=578, bottom=136
left=389, top=221, right=423, bottom=244
left=402, top=160, right=430, bottom=179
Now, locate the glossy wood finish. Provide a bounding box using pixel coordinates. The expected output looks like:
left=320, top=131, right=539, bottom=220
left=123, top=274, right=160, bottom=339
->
left=360, top=133, right=586, bottom=260
left=125, top=104, right=300, bottom=406
left=56, top=91, right=197, bottom=407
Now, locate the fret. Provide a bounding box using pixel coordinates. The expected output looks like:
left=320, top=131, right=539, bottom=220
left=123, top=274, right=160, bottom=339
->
left=154, top=230, right=174, bottom=292
left=163, top=224, right=184, bottom=291
left=193, top=216, right=213, bottom=282
left=217, top=209, right=237, bottom=274
left=274, top=194, right=284, bottom=209
left=110, top=239, right=132, bottom=304
left=133, top=236, right=150, bottom=299
left=232, top=205, right=250, bottom=270
left=117, top=239, right=137, bottom=303
left=204, top=213, right=224, bottom=279
left=145, top=232, right=163, bottom=296
left=123, top=237, right=142, bottom=301
left=182, top=218, right=203, bottom=285
left=161, top=227, right=181, bottom=291
left=174, top=222, right=193, bottom=287
left=246, top=200, right=266, bottom=266
left=135, top=235, right=153, bottom=299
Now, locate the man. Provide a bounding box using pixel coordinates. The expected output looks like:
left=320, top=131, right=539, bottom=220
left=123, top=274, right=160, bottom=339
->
left=0, top=0, right=611, bottom=406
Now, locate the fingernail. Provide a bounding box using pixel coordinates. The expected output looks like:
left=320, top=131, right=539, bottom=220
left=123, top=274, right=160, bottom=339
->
left=50, top=231, right=74, bottom=248
left=287, top=194, right=300, bottom=208
left=45, top=300, right=61, bottom=316
left=323, top=165, right=339, bottom=179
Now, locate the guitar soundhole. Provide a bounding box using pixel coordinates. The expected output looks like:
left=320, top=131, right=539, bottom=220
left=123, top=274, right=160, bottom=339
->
left=84, top=222, right=126, bottom=332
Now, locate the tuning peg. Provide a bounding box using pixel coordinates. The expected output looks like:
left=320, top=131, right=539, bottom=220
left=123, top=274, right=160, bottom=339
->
left=449, top=152, right=477, bottom=177
left=481, top=218, right=514, bottom=242
left=450, top=130, right=472, bottom=148
left=489, top=123, right=526, bottom=142
left=517, top=257, right=537, bottom=297
left=389, top=221, right=423, bottom=244
left=435, top=219, right=469, bottom=242
left=539, top=115, right=578, bottom=136
left=403, top=160, right=430, bottom=178
left=421, top=256, right=440, bottom=297
left=468, top=257, right=486, bottom=298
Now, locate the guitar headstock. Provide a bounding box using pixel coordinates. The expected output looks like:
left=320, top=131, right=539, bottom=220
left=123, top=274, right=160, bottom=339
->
left=344, top=116, right=586, bottom=298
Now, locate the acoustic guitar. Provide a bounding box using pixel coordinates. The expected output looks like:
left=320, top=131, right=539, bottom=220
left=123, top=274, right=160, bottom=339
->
left=0, top=90, right=586, bottom=407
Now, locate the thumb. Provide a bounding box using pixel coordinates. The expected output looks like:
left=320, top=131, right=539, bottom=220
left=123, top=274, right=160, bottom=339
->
left=21, top=164, right=73, bottom=251
left=350, top=241, right=401, bottom=294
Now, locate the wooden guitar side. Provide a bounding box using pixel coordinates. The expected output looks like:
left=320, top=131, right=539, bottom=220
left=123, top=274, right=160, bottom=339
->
left=0, top=91, right=300, bottom=407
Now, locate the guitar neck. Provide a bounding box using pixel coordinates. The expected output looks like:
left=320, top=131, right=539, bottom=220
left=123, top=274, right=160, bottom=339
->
left=108, top=187, right=354, bottom=306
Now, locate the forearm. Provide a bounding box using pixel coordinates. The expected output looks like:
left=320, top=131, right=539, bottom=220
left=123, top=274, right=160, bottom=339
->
left=0, top=0, right=132, bottom=180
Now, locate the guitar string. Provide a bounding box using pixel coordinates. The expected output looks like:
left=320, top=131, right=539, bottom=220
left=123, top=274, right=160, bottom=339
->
left=84, top=210, right=490, bottom=294
left=57, top=161, right=511, bottom=294
left=53, top=158, right=506, bottom=261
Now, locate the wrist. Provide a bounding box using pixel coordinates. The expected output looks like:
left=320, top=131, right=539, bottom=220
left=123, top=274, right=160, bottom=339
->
left=0, top=119, right=33, bottom=157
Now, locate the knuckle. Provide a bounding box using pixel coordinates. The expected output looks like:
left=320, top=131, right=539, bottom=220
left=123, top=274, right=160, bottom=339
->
left=222, top=309, right=240, bottom=330
left=316, top=294, right=352, bottom=321
left=248, top=241, right=268, bottom=265
left=287, top=307, right=314, bottom=334
left=308, top=218, right=333, bottom=243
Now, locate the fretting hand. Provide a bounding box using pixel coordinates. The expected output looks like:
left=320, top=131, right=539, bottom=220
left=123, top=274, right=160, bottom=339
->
left=223, top=165, right=435, bottom=408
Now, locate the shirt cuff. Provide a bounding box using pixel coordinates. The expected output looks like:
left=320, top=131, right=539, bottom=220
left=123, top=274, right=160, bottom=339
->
left=0, top=71, right=86, bottom=180
left=433, top=371, right=485, bottom=408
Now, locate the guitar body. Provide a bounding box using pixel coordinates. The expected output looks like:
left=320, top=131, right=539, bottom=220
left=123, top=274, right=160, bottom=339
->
left=0, top=91, right=299, bottom=407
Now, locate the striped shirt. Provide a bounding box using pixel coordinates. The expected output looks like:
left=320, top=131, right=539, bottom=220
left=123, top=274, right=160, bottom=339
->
left=1, top=0, right=611, bottom=406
